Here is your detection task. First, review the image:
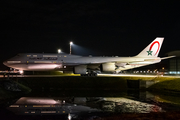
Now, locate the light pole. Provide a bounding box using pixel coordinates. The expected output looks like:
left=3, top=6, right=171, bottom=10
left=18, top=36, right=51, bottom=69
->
left=70, top=41, right=73, bottom=54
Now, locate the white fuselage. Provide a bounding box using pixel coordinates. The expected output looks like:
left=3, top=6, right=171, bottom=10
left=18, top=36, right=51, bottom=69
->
left=3, top=53, right=161, bottom=71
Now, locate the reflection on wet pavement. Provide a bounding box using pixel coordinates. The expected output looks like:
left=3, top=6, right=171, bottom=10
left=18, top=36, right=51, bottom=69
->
left=2, top=89, right=180, bottom=120
left=7, top=96, right=164, bottom=119
left=99, top=97, right=163, bottom=113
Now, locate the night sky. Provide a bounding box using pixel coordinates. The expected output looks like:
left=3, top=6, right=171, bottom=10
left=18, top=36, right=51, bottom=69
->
left=1, top=0, right=180, bottom=70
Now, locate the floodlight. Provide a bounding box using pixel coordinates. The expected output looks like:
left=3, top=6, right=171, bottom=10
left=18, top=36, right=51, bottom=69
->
left=58, top=49, right=61, bottom=53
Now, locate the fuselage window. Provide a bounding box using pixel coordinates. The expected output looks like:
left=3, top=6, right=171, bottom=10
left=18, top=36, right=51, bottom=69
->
left=64, top=56, right=67, bottom=57
left=7, top=61, right=21, bottom=63
left=34, top=61, right=52, bottom=63
left=27, top=55, right=31, bottom=57
left=33, top=55, right=37, bottom=57
left=43, top=55, right=57, bottom=57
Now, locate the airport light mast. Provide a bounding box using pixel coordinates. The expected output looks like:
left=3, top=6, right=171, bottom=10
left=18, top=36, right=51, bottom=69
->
left=70, top=41, right=73, bottom=55
left=58, top=49, right=61, bottom=53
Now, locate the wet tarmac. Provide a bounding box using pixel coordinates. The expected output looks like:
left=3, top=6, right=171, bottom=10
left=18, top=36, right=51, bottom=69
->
left=1, top=90, right=180, bottom=120
left=1, top=76, right=180, bottom=119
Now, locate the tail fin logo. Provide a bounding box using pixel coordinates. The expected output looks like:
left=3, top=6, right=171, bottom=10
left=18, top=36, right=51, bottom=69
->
left=147, top=41, right=160, bottom=56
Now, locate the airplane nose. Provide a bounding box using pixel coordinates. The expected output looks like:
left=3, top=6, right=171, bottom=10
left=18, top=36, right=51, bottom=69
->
left=3, top=61, right=8, bottom=66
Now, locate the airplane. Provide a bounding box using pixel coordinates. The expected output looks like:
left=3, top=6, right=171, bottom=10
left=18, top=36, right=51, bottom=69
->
left=3, top=37, right=174, bottom=76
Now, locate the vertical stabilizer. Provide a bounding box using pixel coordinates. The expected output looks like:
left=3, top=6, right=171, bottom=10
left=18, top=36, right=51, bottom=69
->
left=136, top=37, right=164, bottom=57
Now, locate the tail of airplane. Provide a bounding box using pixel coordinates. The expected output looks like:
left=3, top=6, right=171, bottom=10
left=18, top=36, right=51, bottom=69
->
left=136, top=37, right=164, bottom=57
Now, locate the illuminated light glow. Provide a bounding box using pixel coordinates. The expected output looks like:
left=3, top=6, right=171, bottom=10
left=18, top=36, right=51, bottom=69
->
left=7, top=61, right=21, bottom=63
left=169, top=71, right=177, bottom=74
left=20, top=70, right=23, bottom=74
left=28, top=64, right=60, bottom=69
left=70, top=41, right=73, bottom=54
left=58, top=49, right=61, bottom=53
left=70, top=41, right=73, bottom=45
left=27, top=98, right=58, bottom=104
left=68, top=113, right=72, bottom=120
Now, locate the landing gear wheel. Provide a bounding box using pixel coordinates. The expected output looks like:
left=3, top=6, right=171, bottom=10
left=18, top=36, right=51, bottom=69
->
left=81, top=74, right=86, bottom=76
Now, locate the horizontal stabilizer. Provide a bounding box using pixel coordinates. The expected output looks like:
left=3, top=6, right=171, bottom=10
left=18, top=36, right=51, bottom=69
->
left=161, top=56, right=176, bottom=60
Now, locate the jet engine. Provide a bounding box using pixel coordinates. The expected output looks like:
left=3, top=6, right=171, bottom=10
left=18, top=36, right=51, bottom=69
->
left=101, top=63, right=116, bottom=72
left=74, top=65, right=87, bottom=74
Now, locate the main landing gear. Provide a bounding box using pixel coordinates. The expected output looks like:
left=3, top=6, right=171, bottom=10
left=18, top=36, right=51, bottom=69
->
left=81, top=71, right=98, bottom=77
left=81, top=73, right=98, bottom=77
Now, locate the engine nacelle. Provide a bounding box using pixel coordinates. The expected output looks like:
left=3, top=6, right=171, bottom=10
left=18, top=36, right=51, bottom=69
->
left=116, top=63, right=127, bottom=67
left=74, top=65, right=87, bottom=74
left=101, top=63, right=116, bottom=72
